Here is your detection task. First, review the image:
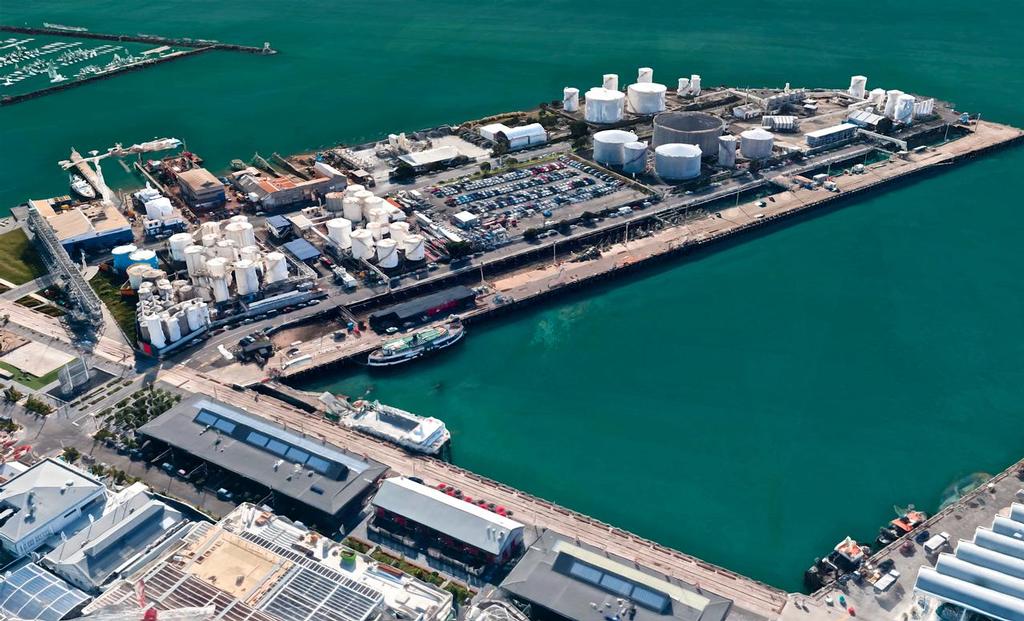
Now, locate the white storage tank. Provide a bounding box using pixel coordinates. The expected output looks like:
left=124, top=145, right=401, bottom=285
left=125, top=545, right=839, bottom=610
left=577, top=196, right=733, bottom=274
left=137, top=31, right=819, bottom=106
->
left=884, top=89, right=904, bottom=118
left=655, top=143, right=702, bottom=180
left=585, top=88, right=626, bottom=124
left=205, top=256, right=229, bottom=278
left=376, top=238, right=399, bottom=269
left=593, top=129, right=639, bottom=166
left=200, top=221, right=220, bottom=238
left=869, top=88, right=886, bottom=107
left=233, top=260, right=259, bottom=296
left=389, top=221, right=410, bottom=244
left=325, top=192, right=345, bottom=213
left=351, top=229, right=375, bottom=260
left=718, top=135, right=738, bottom=168
left=368, top=207, right=389, bottom=225
left=240, top=245, right=260, bottom=262
left=677, top=77, right=690, bottom=96
left=342, top=196, right=363, bottom=223
left=622, top=142, right=647, bottom=174
left=402, top=234, right=426, bottom=261
left=894, top=94, right=916, bottom=124
left=201, top=233, right=218, bottom=248
left=362, top=195, right=385, bottom=221
left=263, top=252, right=288, bottom=284
left=689, top=74, right=701, bottom=96
left=627, top=82, right=667, bottom=114
left=177, top=284, right=195, bottom=301
left=161, top=312, right=181, bottom=344
left=367, top=221, right=385, bottom=241
left=353, top=189, right=375, bottom=208
left=144, top=314, right=166, bottom=348
left=111, top=244, right=137, bottom=272
left=185, top=303, right=202, bottom=332
left=126, top=264, right=150, bottom=290
left=168, top=233, right=193, bottom=262
left=637, top=67, right=653, bottom=83
left=602, top=73, right=619, bottom=91
left=327, top=218, right=353, bottom=249
left=224, top=221, right=256, bottom=247
left=157, top=279, right=174, bottom=300
left=137, top=282, right=154, bottom=302
left=848, top=75, right=868, bottom=99
left=740, top=128, right=774, bottom=160
left=210, top=276, right=230, bottom=302
left=229, top=215, right=248, bottom=224
left=344, top=184, right=365, bottom=198
left=563, top=87, right=580, bottom=112
left=215, top=239, right=239, bottom=261
left=183, top=245, right=206, bottom=276
left=128, top=249, right=158, bottom=269
left=142, top=268, right=165, bottom=282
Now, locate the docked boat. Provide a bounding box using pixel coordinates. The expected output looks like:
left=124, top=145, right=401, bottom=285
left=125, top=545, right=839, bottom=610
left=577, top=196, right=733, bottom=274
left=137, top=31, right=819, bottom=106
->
left=875, top=505, right=928, bottom=548
left=69, top=172, right=96, bottom=199
left=319, top=393, right=450, bottom=455
left=367, top=317, right=464, bottom=367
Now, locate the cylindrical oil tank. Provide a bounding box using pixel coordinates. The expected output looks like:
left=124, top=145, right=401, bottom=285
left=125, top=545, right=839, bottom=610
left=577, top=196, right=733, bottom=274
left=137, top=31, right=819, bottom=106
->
left=584, top=88, right=625, bottom=124
left=128, top=249, right=158, bottom=269
left=652, top=111, right=724, bottom=153
left=175, top=311, right=189, bottom=336
left=138, top=282, right=154, bottom=302
left=168, top=233, right=193, bottom=262
left=376, top=238, right=399, bottom=269
left=141, top=268, right=164, bottom=282
left=239, top=245, right=260, bottom=262
left=233, top=260, right=259, bottom=296
left=325, top=192, right=345, bottom=213
left=740, top=128, right=774, bottom=160
left=385, top=203, right=403, bottom=221
left=342, top=196, right=363, bottom=223
left=848, top=75, right=867, bottom=99
left=353, top=190, right=374, bottom=211
left=200, top=221, right=220, bottom=238
left=198, top=301, right=211, bottom=323
left=689, top=74, right=701, bottom=96
left=367, top=221, right=385, bottom=241
left=869, top=88, right=886, bottom=107
left=126, top=264, right=150, bottom=289
left=156, top=279, right=173, bottom=300
left=677, top=77, right=690, bottom=96
left=263, top=252, right=288, bottom=284
left=637, top=67, right=653, bottom=83
left=205, top=256, right=228, bottom=278
left=402, top=234, right=426, bottom=261
left=224, top=221, right=256, bottom=247
left=718, top=135, right=738, bottom=168
left=201, top=233, right=217, bottom=248
left=162, top=312, right=181, bottom=344
left=210, top=276, right=230, bottom=302
left=229, top=215, right=247, bottom=224
left=144, top=314, right=165, bottom=348
left=362, top=195, right=385, bottom=221
left=111, top=245, right=137, bottom=272
left=884, top=89, right=904, bottom=118
left=344, top=184, right=365, bottom=198
left=655, top=143, right=702, bottom=180
left=894, top=94, right=916, bottom=124
left=327, top=218, right=353, bottom=249
left=627, top=83, right=667, bottom=115
left=593, top=130, right=639, bottom=166
left=351, top=229, right=375, bottom=260
left=177, top=284, right=195, bottom=301
left=215, top=239, right=239, bottom=261
left=622, top=142, right=647, bottom=174
left=602, top=73, right=619, bottom=91
left=563, top=87, right=579, bottom=112
left=368, top=207, right=389, bottom=225
left=185, top=303, right=202, bottom=332
left=389, top=221, right=410, bottom=244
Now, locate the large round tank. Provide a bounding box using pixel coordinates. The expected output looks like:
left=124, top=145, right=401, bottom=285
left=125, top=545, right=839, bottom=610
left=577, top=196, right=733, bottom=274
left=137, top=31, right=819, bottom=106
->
left=848, top=75, right=868, bottom=99
left=367, top=207, right=389, bottom=225
left=201, top=233, right=218, bottom=248
left=215, top=239, right=239, bottom=261
left=239, top=245, right=260, bottom=262
left=637, top=67, right=653, bottom=83
left=402, top=234, right=426, bottom=261
left=375, top=238, right=399, bottom=269
left=263, top=252, right=288, bottom=284
left=229, top=215, right=248, bottom=224
left=627, top=83, right=667, bottom=115
left=344, top=184, right=365, bottom=198
left=168, top=233, right=192, bottom=262
left=200, top=221, right=220, bottom=238
left=177, top=284, right=195, bottom=301
left=622, top=142, right=647, bottom=174
left=327, top=218, right=353, bottom=249
left=563, top=87, right=579, bottom=112
left=233, top=260, right=259, bottom=296
left=342, top=196, right=363, bottom=223
left=655, top=143, right=702, bottom=180
left=126, top=264, right=150, bottom=289
left=142, top=268, right=165, bottom=282
left=362, top=195, right=385, bottom=222
left=593, top=130, right=639, bottom=166
left=144, top=314, right=166, bottom=348
left=740, top=128, right=774, bottom=160
left=883, top=89, right=904, bottom=118
left=210, top=276, right=230, bottom=302
left=652, top=111, right=724, bottom=153
left=325, top=192, right=345, bottom=213
left=584, top=88, right=626, bottom=124
left=367, top=221, right=385, bottom=241
left=353, top=189, right=374, bottom=207
left=718, top=135, right=738, bottom=168
left=205, top=256, right=228, bottom=278
left=894, top=94, right=916, bottom=124
left=689, top=74, right=701, bottom=96
left=676, top=77, right=690, bottom=96
left=602, top=73, right=619, bottom=91
left=351, top=229, right=375, bottom=260
left=128, top=249, right=158, bottom=269
left=388, top=221, right=410, bottom=245
left=869, top=88, right=886, bottom=107
left=111, top=245, right=137, bottom=272
left=161, top=312, right=181, bottom=344
left=224, top=221, right=256, bottom=247
left=185, top=303, right=202, bottom=332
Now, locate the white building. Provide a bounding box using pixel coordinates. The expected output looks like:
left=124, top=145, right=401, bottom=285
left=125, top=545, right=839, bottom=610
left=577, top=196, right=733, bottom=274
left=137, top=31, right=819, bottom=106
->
left=479, top=122, right=548, bottom=150
left=0, top=459, right=105, bottom=557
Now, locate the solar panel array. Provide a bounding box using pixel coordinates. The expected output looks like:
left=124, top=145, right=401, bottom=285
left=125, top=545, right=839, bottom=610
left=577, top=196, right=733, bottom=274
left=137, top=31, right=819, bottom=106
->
left=135, top=564, right=277, bottom=621
left=259, top=566, right=381, bottom=621
left=0, top=563, right=89, bottom=621
left=239, top=531, right=382, bottom=598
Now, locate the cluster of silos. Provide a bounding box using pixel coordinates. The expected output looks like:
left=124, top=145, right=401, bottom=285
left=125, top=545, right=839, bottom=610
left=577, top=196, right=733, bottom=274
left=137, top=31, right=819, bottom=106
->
left=137, top=293, right=213, bottom=350
left=331, top=188, right=422, bottom=268
left=626, top=67, right=667, bottom=115
left=676, top=74, right=701, bottom=97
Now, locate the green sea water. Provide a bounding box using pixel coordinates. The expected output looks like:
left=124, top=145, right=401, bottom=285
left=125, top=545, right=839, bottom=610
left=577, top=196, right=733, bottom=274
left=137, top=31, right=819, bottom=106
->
left=4, top=1, right=1024, bottom=593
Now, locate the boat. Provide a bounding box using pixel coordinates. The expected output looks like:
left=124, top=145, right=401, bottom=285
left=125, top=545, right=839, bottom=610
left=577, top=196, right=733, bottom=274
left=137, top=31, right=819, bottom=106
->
left=319, top=393, right=450, bottom=455
left=43, top=23, right=89, bottom=33
left=874, top=505, right=928, bottom=548
left=69, top=172, right=96, bottom=199
left=367, top=316, right=464, bottom=367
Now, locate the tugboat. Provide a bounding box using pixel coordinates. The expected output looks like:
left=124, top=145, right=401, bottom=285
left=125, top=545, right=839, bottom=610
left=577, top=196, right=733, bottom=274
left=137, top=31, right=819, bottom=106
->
left=69, top=172, right=96, bottom=199
left=367, top=316, right=464, bottom=367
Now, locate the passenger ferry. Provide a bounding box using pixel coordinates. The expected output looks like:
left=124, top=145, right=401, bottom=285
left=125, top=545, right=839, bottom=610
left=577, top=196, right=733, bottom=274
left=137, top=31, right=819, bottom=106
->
left=367, top=317, right=464, bottom=367
left=320, top=394, right=450, bottom=455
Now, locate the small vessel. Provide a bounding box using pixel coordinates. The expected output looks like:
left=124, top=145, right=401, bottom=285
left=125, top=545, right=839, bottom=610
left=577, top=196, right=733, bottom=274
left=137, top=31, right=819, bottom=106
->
left=367, top=316, right=464, bottom=367
left=320, top=394, right=450, bottom=455
left=69, top=173, right=96, bottom=199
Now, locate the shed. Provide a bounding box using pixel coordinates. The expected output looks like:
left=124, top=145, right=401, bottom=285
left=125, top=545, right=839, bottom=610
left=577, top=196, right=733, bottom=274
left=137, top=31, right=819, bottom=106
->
left=283, top=238, right=321, bottom=262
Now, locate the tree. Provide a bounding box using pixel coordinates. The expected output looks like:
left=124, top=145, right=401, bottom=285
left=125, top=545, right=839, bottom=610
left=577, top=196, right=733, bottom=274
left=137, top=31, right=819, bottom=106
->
left=61, top=446, right=81, bottom=464
left=522, top=228, right=542, bottom=242
left=478, top=162, right=491, bottom=174
left=445, top=241, right=473, bottom=260
left=569, top=120, right=588, bottom=138
left=3, top=386, right=23, bottom=404
left=24, top=396, right=53, bottom=416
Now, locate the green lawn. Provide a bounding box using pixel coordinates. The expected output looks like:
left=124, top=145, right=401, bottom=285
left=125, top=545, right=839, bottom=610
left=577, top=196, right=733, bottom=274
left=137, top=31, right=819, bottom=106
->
left=0, top=229, right=46, bottom=285
left=89, top=270, right=137, bottom=342
left=0, top=360, right=61, bottom=390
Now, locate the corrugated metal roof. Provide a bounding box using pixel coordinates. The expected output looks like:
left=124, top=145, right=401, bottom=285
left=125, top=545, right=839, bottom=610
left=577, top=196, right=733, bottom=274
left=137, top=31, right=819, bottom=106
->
left=283, top=238, right=321, bottom=261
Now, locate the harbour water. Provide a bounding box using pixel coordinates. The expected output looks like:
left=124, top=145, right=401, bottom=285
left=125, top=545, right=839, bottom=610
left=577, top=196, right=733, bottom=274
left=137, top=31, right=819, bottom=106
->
left=3, top=0, right=1024, bottom=593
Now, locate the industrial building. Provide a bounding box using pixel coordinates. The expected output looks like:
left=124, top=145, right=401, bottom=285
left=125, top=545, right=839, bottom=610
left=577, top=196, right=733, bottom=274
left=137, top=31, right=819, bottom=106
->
left=231, top=167, right=346, bottom=211
left=846, top=109, right=893, bottom=134
left=137, top=396, right=388, bottom=526
left=176, top=167, right=226, bottom=210
left=0, top=458, right=105, bottom=557
left=367, top=285, right=476, bottom=331
left=396, top=146, right=467, bottom=174
left=26, top=197, right=133, bottom=255
left=370, top=477, right=525, bottom=570
left=500, top=530, right=733, bottom=621
left=804, top=123, right=859, bottom=149
left=479, top=123, right=548, bottom=150
left=283, top=237, right=322, bottom=263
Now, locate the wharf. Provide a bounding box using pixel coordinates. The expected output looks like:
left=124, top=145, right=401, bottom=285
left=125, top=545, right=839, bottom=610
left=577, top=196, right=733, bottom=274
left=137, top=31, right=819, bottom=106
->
left=0, top=25, right=274, bottom=53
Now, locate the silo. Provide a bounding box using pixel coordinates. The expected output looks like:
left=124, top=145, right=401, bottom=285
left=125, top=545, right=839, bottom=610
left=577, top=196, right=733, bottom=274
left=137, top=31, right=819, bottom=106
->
left=353, top=189, right=374, bottom=208
left=652, top=111, right=724, bottom=153
left=325, top=192, right=345, bottom=213
left=168, top=233, right=193, bottom=261
left=263, top=252, right=288, bottom=284
left=593, top=130, right=639, bottom=166
left=156, top=279, right=174, bottom=300
left=343, top=196, right=363, bottom=223
left=112, top=245, right=137, bottom=272
left=602, top=73, right=619, bottom=91
left=127, top=264, right=150, bottom=289
left=622, top=142, right=648, bottom=174
left=677, top=77, right=690, bottom=96
left=233, top=260, right=259, bottom=296
left=584, top=88, right=626, bottom=124
left=210, top=276, right=230, bottom=303
left=740, top=128, right=774, bottom=160
left=184, top=246, right=205, bottom=277
left=175, top=312, right=189, bottom=336
left=362, top=195, right=385, bottom=221
left=198, top=301, right=211, bottom=323
left=389, top=221, right=410, bottom=244
left=637, top=67, right=653, bottom=83
left=138, top=282, right=154, bottom=302
left=161, top=313, right=181, bottom=344
left=224, top=221, right=256, bottom=247
left=367, top=221, right=385, bottom=241
left=229, top=215, right=248, bottom=224
left=718, top=135, right=738, bottom=168
left=689, top=74, right=701, bottom=96
left=205, top=256, right=228, bottom=278
left=144, top=314, right=166, bottom=348
left=869, top=88, right=886, bottom=107
left=178, top=284, right=195, bottom=301
left=327, top=218, right=353, bottom=249
left=402, top=234, right=426, bottom=261
left=883, top=89, right=904, bottom=118
left=200, top=221, right=221, bottom=238
left=185, top=303, right=202, bottom=332
left=128, top=249, right=158, bottom=269
left=894, top=94, right=916, bottom=124
left=655, top=144, right=702, bottom=180
left=240, top=245, right=260, bottom=262
left=368, top=207, right=389, bottom=225
left=848, top=75, right=868, bottom=99
left=201, top=233, right=218, bottom=248
left=351, top=229, right=375, bottom=259
left=627, top=83, right=667, bottom=115
left=376, top=238, right=399, bottom=269
left=345, top=184, right=365, bottom=197
left=563, top=87, right=580, bottom=112
left=215, top=240, right=239, bottom=261
left=142, top=268, right=165, bottom=283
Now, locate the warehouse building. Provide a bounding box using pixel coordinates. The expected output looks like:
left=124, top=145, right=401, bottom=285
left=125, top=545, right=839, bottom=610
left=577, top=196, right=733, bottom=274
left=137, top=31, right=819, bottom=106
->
left=846, top=110, right=893, bottom=134
left=138, top=396, right=387, bottom=527
left=233, top=170, right=346, bottom=211
left=396, top=146, right=468, bottom=175
left=501, top=530, right=733, bottom=621
left=27, top=198, right=133, bottom=255
left=480, top=123, right=548, bottom=150
left=805, top=123, right=859, bottom=149
left=176, top=167, right=226, bottom=210
left=368, top=285, right=477, bottom=332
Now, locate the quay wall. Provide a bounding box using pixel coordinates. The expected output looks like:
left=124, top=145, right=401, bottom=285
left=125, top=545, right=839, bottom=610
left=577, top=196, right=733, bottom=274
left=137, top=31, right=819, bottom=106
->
left=0, top=25, right=273, bottom=53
